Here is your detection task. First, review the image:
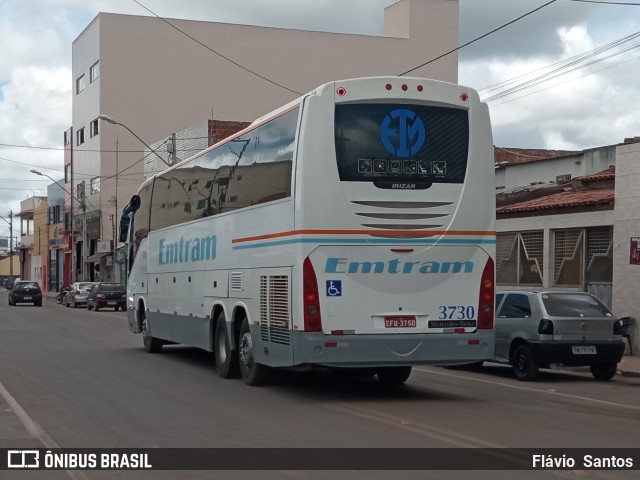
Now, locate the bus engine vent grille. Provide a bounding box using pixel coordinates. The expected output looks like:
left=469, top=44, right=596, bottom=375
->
left=259, top=275, right=290, bottom=345
left=230, top=272, right=243, bottom=292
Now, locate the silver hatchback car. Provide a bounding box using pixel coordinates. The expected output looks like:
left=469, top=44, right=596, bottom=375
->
left=65, top=282, right=96, bottom=308
left=491, top=291, right=625, bottom=381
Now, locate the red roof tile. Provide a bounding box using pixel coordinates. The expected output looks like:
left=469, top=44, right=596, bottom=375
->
left=578, top=166, right=615, bottom=183
left=497, top=188, right=614, bottom=214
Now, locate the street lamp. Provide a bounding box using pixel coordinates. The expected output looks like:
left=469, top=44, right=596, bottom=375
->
left=98, top=114, right=171, bottom=167
left=30, top=169, right=87, bottom=282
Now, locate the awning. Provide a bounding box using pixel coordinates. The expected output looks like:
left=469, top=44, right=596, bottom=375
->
left=85, top=252, right=111, bottom=263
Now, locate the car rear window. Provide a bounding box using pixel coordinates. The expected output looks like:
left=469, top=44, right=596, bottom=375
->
left=16, top=282, right=39, bottom=290
left=541, top=293, right=612, bottom=317
left=99, top=284, right=123, bottom=292
left=78, top=283, right=94, bottom=290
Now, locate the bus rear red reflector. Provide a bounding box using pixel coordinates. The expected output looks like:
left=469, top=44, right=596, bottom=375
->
left=325, top=342, right=338, bottom=348
left=454, top=327, right=465, bottom=334
left=468, top=339, right=480, bottom=345
left=331, top=330, right=344, bottom=336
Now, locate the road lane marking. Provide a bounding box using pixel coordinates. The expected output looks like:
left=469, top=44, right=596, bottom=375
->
left=414, top=367, right=640, bottom=411
left=0, top=378, right=89, bottom=480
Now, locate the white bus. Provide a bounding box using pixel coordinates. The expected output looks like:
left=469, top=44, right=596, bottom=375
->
left=120, top=76, right=496, bottom=386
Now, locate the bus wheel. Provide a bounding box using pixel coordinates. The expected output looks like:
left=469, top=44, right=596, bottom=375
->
left=376, top=366, right=412, bottom=386
left=238, top=318, right=270, bottom=386
left=142, top=313, right=162, bottom=353
left=214, top=312, right=239, bottom=378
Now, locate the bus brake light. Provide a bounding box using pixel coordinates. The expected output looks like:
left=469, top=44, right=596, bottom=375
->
left=477, top=258, right=494, bottom=329
left=303, top=257, right=322, bottom=332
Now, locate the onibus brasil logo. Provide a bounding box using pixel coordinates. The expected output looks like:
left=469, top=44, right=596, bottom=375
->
left=380, top=108, right=426, bottom=158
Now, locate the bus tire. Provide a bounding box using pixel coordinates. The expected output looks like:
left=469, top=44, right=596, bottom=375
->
left=376, top=366, right=412, bottom=386
left=142, top=312, right=162, bottom=353
left=214, top=312, right=239, bottom=379
left=238, top=318, right=270, bottom=386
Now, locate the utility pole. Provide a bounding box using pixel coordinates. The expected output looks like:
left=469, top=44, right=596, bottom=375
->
left=9, top=211, right=13, bottom=280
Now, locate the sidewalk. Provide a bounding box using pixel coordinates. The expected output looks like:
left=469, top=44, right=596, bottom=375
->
left=618, top=354, right=640, bottom=378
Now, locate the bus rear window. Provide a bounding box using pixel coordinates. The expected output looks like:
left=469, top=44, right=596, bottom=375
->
left=335, top=104, right=469, bottom=186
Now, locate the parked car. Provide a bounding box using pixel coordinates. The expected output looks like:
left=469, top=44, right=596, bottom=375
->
left=86, top=283, right=126, bottom=311
left=65, top=282, right=96, bottom=308
left=489, top=291, right=625, bottom=381
left=7, top=281, right=43, bottom=306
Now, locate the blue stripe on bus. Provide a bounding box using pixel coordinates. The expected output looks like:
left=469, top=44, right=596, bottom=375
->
left=232, top=238, right=497, bottom=250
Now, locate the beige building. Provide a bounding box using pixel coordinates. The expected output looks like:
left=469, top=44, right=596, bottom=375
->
left=17, top=196, right=49, bottom=286
left=69, top=0, right=459, bottom=281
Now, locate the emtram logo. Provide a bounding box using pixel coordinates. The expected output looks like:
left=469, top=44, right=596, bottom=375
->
left=380, top=109, right=426, bottom=158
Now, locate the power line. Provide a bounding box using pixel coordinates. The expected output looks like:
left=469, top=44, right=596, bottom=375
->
left=489, top=52, right=640, bottom=107
left=130, top=0, right=301, bottom=96
left=568, top=1, right=640, bottom=5
left=398, top=0, right=558, bottom=76
left=485, top=40, right=640, bottom=103
left=478, top=30, right=640, bottom=94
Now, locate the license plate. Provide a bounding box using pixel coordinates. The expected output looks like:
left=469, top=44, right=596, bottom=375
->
left=384, top=316, right=416, bottom=328
left=572, top=345, right=596, bottom=355
left=23, top=296, right=32, bottom=300
left=108, top=302, right=116, bottom=305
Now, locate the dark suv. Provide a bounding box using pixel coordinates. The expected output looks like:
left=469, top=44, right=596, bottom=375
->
left=87, top=283, right=126, bottom=311
left=7, top=281, right=43, bottom=306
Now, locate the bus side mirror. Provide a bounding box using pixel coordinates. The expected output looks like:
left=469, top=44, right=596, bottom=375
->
left=119, top=195, right=141, bottom=243
left=119, top=214, right=130, bottom=243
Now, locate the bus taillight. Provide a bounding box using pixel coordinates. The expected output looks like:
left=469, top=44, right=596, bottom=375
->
left=477, top=258, right=494, bottom=329
left=303, top=257, right=322, bottom=332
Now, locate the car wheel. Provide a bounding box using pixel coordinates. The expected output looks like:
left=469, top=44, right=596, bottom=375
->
left=114, top=305, right=119, bottom=312
left=214, top=312, right=239, bottom=379
left=238, top=317, right=270, bottom=386
left=94, top=303, right=100, bottom=312
left=142, top=312, right=162, bottom=353
left=511, top=344, right=538, bottom=381
left=590, top=362, right=617, bottom=381
left=376, top=366, right=412, bottom=385
left=35, top=300, right=42, bottom=307
left=72, top=299, right=77, bottom=309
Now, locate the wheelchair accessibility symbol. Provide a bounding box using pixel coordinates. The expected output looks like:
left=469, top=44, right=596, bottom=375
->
left=326, top=280, right=342, bottom=297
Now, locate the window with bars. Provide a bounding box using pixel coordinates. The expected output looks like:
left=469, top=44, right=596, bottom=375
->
left=552, top=227, right=613, bottom=286
left=496, top=231, right=543, bottom=285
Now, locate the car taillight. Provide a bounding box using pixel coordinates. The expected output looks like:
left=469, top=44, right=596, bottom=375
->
left=97, top=294, right=105, bottom=299
left=75, top=290, right=80, bottom=295
left=538, top=318, right=554, bottom=335
left=303, top=257, right=322, bottom=332
left=477, top=258, right=494, bottom=329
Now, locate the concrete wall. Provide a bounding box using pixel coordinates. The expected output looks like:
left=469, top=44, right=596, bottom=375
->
left=613, top=141, right=640, bottom=352
left=495, top=146, right=616, bottom=191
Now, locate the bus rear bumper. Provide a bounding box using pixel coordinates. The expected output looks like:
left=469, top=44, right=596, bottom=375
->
left=289, top=331, right=495, bottom=367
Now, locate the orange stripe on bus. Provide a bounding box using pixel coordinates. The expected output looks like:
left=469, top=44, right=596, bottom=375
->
left=232, top=229, right=497, bottom=244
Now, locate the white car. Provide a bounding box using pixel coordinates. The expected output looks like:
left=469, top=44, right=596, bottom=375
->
left=65, top=282, right=96, bottom=308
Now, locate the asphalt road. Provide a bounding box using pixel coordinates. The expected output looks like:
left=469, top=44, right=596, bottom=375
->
left=1, top=297, right=639, bottom=480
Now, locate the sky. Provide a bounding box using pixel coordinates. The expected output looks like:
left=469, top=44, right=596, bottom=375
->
left=0, top=0, right=639, bottom=235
